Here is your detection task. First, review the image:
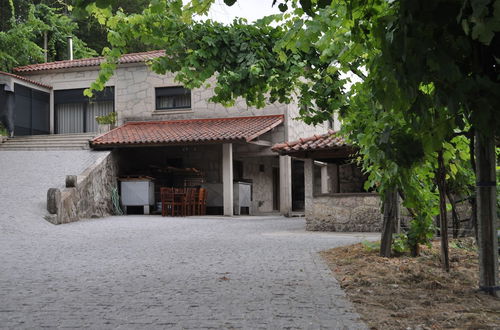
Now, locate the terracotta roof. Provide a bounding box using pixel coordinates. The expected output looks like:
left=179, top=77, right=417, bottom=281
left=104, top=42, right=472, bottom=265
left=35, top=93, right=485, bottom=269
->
left=272, top=130, right=349, bottom=154
left=13, top=50, right=165, bottom=73
left=0, top=71, right=52, bottom=89
left=91, top=115, right=284, bottom=147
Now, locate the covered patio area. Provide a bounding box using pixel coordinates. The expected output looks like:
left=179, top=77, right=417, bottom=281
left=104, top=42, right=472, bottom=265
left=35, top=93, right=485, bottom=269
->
left=91, top=115, right=296, bottom=216
left=273, top=131, right=383, bottom=232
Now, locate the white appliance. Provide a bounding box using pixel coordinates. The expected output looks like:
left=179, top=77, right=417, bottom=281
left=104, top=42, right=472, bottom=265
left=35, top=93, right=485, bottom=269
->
left=120, top=178, right=155, bottom=214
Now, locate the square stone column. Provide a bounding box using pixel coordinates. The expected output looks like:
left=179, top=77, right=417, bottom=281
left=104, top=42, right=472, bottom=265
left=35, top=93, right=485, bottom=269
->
left=279, top=155, right=292, bottom=216
left=327, top=163, right=339, bottom=193
left=304, top=159, right=314, bottom=215
left=222, top=143, right=234, bottom=216
left=320, top=165, right=329, bottom=194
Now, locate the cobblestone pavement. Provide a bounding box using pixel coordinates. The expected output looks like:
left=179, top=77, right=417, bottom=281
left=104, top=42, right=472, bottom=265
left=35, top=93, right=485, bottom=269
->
left=0, top=214, right=377, bottom=329
left=0, top=150, right=109, bottom=234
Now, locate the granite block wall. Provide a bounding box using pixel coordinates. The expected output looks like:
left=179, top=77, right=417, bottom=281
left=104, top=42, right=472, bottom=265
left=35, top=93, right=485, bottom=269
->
left=45, top=151, right=118, bottom=224
left=305, top=193, right=382, bottom=232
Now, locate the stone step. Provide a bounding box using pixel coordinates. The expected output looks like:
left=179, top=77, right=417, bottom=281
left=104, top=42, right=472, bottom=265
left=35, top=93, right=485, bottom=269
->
left=0, top=133, right=94, bottom=151
left=3, top=140, right=90, bottom=145
left=8, top=134, right=95, bottom=141
left=0, top=145, right=90, bottom=151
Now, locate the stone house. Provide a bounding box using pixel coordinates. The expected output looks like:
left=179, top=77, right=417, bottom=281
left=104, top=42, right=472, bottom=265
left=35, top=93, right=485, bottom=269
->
left=2, top=50, right=332, bottom=218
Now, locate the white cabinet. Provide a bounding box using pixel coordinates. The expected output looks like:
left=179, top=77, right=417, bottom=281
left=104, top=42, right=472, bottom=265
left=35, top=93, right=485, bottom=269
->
left=120, top=178, right=155, bottom=214
left=234, top=182, right=252, bottom=215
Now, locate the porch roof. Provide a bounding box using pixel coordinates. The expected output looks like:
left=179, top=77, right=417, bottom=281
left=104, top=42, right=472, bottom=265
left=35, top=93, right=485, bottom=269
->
left=0, top=71, right=53, bottom=89
left=272, top=130, right=355, bottom=159
left=91, top=114, right=284, bottom=148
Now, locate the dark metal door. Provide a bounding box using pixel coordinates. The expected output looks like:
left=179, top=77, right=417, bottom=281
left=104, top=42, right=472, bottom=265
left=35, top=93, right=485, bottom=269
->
left=14, top=84, right=50, bottom=136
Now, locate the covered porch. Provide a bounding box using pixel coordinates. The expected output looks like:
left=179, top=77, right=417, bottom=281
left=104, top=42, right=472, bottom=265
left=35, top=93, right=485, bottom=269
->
left=91, top=115, right=294, bottom=217
left=272, top=131, right=383, bottom=232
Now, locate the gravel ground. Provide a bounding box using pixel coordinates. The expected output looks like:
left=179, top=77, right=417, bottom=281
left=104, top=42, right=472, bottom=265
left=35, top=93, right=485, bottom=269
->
left=0, top=150, right=378, bottom=329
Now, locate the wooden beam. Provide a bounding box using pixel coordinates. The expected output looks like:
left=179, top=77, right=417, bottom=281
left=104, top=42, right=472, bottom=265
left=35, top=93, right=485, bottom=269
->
left=236, top=149, right=276, bottom=158
left=248, top=139, right=272, bottom=147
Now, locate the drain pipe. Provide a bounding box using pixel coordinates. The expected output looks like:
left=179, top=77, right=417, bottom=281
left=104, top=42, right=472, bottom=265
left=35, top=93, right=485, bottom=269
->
left=67, top=36, right=73, bottom=60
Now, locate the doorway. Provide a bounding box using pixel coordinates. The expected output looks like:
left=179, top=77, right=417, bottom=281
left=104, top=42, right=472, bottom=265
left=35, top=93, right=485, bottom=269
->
left=272, top=167, right=280, bottom=211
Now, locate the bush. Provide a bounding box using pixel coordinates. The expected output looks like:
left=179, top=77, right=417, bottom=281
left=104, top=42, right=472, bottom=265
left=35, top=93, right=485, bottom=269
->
left=95, top=112, right=117, bottom=125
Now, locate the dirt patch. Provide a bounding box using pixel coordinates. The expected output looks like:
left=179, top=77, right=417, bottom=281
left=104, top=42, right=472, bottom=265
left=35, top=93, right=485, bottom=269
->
left=320, top=239, right=500, bottom=329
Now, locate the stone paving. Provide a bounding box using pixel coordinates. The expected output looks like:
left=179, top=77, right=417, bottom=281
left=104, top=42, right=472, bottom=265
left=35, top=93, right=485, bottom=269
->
left=0, top=214, right=377, bottom=329
left=0, top=150, right=378, bottom=329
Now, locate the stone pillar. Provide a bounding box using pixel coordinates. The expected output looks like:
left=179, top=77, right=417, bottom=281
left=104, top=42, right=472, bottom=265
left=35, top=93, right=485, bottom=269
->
left=328, top=163, right=339, bottom=193
left=304, top=159, right=314, bottom=216
left=222, top=143, right=234, bottom=216
left=320, top=165, right=329, bottom=194
left=279, top=155, right=292, bottom=216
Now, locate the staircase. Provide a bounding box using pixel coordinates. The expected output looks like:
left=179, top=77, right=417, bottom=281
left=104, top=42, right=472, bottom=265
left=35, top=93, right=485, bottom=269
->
left=0, top=133, right=95, bottom=150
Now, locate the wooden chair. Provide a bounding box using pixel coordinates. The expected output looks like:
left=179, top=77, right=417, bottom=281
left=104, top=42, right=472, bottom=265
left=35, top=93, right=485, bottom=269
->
left=195, top=188, right=207, bottom=215
left=173, top=187, right=187, bottom=216
left=161, top=187, right=174, bottom=217
left=185, top=188, right=197, bottom=216
left=161, top=187, right=186, bottom=216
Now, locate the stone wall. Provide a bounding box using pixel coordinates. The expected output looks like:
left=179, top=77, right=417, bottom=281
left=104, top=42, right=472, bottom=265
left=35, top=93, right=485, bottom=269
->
left=285, top=101, right=330, bottom=142
left=306, top=193, right=382, bottom=232
left=239, top=156, right=279, bottom=213
left=23, top=63, right=331, bottom=143
left=45, top=151, right=118, bottom=224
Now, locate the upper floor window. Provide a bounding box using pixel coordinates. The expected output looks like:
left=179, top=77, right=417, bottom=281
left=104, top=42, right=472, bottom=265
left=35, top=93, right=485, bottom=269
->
left=155, top=86, right=191, bottom=110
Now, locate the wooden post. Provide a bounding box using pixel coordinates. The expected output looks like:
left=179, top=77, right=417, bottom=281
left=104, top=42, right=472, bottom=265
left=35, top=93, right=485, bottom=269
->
left=475, top=130, right=499, bottom=297
left=380, top=189, right=398, bottom=257
left=437, top=150, right=450, bottom=272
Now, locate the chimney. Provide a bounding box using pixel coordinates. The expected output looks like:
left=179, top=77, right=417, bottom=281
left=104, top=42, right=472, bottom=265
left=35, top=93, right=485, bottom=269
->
left=43, top=31, right=48, bottom=62
left=67, top=36, right=73, bottom=60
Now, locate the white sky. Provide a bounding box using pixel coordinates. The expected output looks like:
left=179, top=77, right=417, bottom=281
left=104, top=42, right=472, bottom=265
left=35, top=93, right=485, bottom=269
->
left=188, top=0, right=281, bottom=24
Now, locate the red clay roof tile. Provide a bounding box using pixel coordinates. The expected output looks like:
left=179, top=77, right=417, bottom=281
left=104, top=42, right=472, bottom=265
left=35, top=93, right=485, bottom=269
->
left=91, top=115, right=284, bottom=147
left=13, top=50, right=165, bottom=73
left=271, top=130, right=349, bottom=154
left=0, top=71, right=52, bottom=89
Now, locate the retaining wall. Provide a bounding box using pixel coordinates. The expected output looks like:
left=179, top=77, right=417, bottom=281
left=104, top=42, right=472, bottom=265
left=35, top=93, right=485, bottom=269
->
left=305, top=193, right=382, bottom=232
left=45, top=151, right=117, bottom=224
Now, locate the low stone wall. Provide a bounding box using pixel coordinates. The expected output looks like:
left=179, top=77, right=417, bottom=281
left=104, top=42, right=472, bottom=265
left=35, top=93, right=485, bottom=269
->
left=306, top=193, right=382, bottom=232
left=45, top=151, right=117, bottom=225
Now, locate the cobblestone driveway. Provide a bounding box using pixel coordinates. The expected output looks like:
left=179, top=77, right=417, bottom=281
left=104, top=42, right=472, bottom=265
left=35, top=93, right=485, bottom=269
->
left=0, top=215, right=377, bottom=329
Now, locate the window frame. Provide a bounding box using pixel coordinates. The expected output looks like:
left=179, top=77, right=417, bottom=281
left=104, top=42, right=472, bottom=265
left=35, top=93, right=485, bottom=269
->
left=155, top=86, right=192, bottom=111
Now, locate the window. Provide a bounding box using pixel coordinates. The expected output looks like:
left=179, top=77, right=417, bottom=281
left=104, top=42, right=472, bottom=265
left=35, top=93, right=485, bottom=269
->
left=54, top=87, right=114, bottom=134
left=155, top=86, right=191, bottom=110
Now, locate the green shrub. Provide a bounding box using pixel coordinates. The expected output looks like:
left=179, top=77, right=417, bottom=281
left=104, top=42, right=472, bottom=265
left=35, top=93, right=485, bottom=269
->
left=95, top=112, right=117, bottom=125
left=0, top=123, right=8, bottom=136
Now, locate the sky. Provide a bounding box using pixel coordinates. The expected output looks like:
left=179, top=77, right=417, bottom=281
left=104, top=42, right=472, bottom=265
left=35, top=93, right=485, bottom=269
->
left=190, top=0, right=281, bottom=24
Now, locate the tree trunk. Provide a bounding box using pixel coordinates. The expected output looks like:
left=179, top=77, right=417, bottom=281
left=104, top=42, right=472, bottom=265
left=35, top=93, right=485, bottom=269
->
left=380, top=189, right=399, bottom=257
left=475, top=129, right=499, bottom=297
left=437, top=150, right=450, bottom=272
left=469, top=130, right=479, bottom=242
left=446, top=190, right=460, bottom=239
